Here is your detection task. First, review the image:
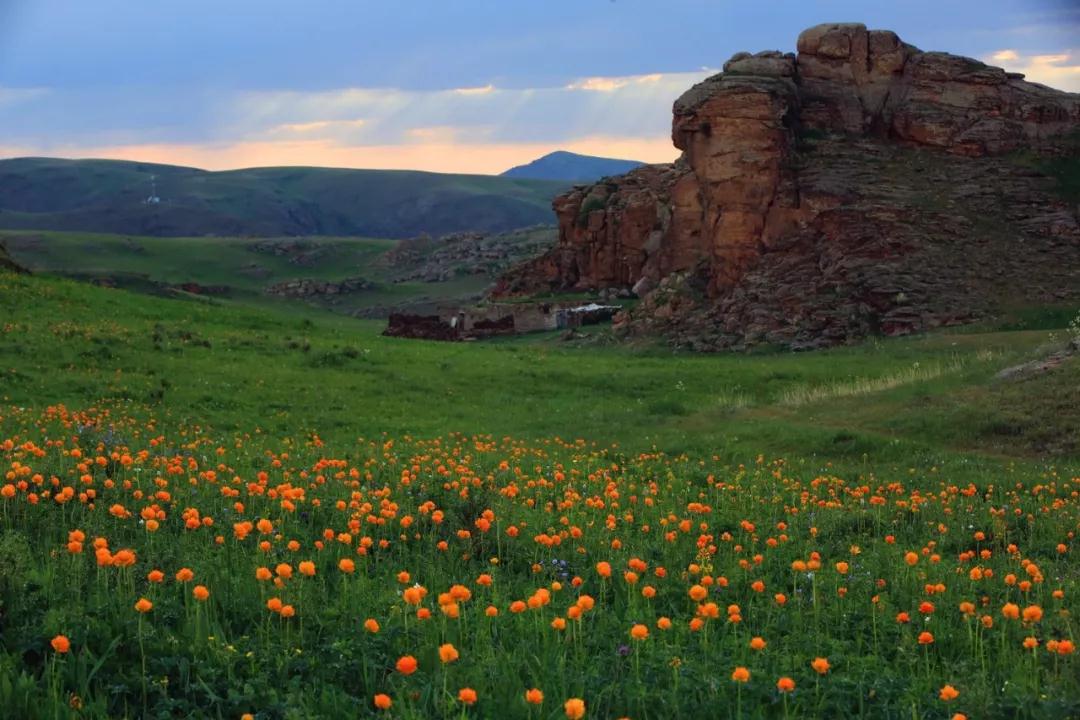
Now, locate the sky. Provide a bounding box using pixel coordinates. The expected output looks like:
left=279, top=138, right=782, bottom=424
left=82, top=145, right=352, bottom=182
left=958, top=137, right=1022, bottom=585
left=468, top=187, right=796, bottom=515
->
left=1, top=0, right=1078, bottom=175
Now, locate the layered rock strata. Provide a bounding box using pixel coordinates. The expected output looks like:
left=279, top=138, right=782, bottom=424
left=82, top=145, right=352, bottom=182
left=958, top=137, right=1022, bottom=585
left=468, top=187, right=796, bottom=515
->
left=493, top=23, right=1080, bottom=348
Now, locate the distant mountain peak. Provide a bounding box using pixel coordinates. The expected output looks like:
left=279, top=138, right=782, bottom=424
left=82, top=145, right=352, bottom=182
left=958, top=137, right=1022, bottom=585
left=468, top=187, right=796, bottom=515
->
left=501, top=151, right=644, bottom=183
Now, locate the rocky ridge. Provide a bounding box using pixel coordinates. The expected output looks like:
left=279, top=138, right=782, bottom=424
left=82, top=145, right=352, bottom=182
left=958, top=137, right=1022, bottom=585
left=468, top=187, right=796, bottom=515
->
left=493, top=23, right=1080, bottom=349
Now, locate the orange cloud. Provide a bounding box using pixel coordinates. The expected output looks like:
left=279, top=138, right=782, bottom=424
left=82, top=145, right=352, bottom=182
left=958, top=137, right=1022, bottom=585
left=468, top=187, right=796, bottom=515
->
left=566, top=72, right=669, bottom=92
left=0, top=136, right=679, bottom=175
left=985, top=48, right=1080, bottom=92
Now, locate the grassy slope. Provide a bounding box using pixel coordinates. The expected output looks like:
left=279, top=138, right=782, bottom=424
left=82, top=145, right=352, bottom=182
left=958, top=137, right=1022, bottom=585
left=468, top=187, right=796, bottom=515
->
left=2, top=269, right=1076, bottom=480
left=0, top=228, right=555, bottom=316
left=0, top=157, right=566, bottom=238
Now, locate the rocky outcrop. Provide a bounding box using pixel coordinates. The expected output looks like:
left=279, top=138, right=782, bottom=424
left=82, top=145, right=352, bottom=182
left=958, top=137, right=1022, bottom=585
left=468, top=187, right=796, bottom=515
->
left=265, top=277, right=373, bottom=298
left=384, top=227, right=557, bottom=284
left=797, top=23, right=1079, bottom=155
left=492, top=23, right=1080, bottom=349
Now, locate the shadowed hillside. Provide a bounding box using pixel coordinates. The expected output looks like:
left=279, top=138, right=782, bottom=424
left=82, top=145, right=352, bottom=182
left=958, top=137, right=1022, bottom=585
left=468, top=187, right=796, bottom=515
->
left=0, top=157, right=566, bottom=238
left=501, top=151, right=645, bottom=182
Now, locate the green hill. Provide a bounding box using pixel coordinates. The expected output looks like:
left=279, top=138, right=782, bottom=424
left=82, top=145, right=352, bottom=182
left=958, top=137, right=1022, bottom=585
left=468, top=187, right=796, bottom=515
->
left=0, top=226, right=557, bottom=318
left=0, top=157, right=567, bottom=238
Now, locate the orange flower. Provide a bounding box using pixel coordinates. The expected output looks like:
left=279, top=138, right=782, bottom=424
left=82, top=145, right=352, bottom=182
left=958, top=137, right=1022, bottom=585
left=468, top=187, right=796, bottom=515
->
left=551, top=617, right=567, bottom=631
left=630, top=624, right=649, bottom=640
left=919, top=601, right=935, bottom=615
left=439, top=643, right=460, bottom=663
left=134, top=598, right=153, bottom=613
left=688, top=584, right=708, bottom=602
left=338, top=558, right=355, bottom=574
left=657, top=617, right=672, bottom=630
left=918, top=631, right=934, bottom=645
left=595, top=561, right=612, bottom=578
left=939, top=685, right=959, bottom=702
left=275, top=563, right=293, bottom=579
left=175, top=568, right=194, bottom=582
left=811, top=657, right=830, bottom=674
left=525, top=688, right=544, bottom=705
left=1056, top=640, right=1075, bottom=655
left=1002, top=603, right=1020, bottom=620
left=298, top=561, right=316, bottom=577
left=777, top=677, right=795, bottom=692
left=731, top=667, right=750, bottom=683
left=255, top=567, right=272, bottom=581
left=1022, top=605, right=1043, bottom=623
left=396, top=655, right=418, bottom=675
left=193, top=585, right=210, bottom=601
left=147, top=570, right=164, bottom=583
left=364, top=618, right=380, bottom=633
left=373, top=693, right=392, bottom=710
left=280, top=605, right=295, bottom=618
left=458, top=688, right=477, bottom=705
left=50, top=635, right=71, bottom=653
left=564, top=698, right=586, bottom=719
left=904, top=552, right=919, bottom=566
left=749, top=636, right=766, bottom=651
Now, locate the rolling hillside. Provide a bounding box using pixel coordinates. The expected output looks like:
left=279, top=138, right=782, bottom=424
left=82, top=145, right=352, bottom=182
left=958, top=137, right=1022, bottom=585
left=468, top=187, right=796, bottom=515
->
left=0, top=226, right=557, bottom=317
left=0, top=157, right=567, bottom=238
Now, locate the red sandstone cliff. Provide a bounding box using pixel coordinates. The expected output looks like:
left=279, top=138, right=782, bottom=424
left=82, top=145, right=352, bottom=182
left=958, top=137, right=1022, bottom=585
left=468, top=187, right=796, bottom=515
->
left=492, top=23, right=1080, bottom=349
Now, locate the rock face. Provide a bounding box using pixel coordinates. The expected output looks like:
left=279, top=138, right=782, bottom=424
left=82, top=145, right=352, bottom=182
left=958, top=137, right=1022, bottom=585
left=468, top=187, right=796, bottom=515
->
left=493, top=23, right=1080, bottom=349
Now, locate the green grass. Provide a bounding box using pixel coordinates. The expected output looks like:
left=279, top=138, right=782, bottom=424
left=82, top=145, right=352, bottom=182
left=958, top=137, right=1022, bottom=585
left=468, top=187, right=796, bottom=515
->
left=0, top=230, right=395, bottom=293
left=1, top=268, right=1079, bottom=719
left=1, top=269, right=1076, bottom=475
left=0, top=228, right=556, bottom=318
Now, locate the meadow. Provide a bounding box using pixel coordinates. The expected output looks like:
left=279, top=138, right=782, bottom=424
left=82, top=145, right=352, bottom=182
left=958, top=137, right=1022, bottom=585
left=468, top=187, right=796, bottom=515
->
left=1, top=268, right=1078, bottom=718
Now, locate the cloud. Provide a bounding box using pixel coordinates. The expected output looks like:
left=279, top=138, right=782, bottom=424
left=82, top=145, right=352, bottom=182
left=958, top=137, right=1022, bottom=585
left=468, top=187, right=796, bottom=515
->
left=0, top=69, right=717, bottom=172
left=272, top=119, right=367, bottom=134
left=452, top=85, right=495, bottom=96
left=566, top=73, right=667, bottom=92
left=0, top=86, right=50, bottom=108
left=985, top=48, right=1080, bottom=92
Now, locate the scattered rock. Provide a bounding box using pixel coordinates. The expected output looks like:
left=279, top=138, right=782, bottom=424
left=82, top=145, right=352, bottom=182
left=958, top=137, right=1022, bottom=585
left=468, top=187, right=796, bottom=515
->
left=265, top=277, right=374, bottom=298
left=996, top=341, right=1078, bottom=380
left=383, top=314, right=461, bottom=341
left=249, top=238, right=329, bottom=267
